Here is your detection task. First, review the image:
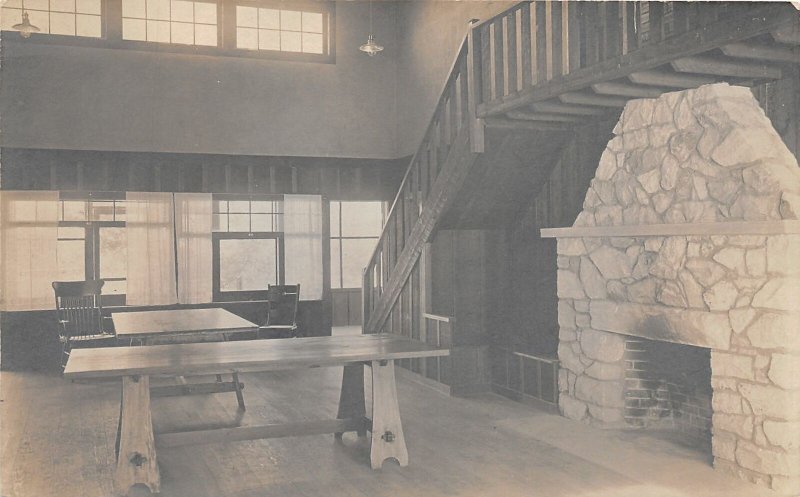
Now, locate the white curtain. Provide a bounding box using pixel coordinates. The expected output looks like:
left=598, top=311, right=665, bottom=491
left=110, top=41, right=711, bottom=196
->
left=0, top=191, right=59, bottom=311
left=126, top=192, right=177, bottom=305
left=174, top=193, right=213, bottom=304
left=284, top=194, right=323, bottom=300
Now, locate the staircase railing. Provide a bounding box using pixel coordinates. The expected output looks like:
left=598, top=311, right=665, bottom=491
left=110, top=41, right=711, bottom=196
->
left=362, top=19, right=486, bottom=334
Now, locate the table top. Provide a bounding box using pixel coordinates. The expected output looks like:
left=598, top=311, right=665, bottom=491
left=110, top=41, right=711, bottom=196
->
left=112, top=308, right=258, bottom=339
left=63, top=334, right=449, bottom=379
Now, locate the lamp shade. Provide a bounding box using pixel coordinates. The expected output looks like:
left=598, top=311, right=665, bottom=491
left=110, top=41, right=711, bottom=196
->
left=13, top=12, right=40, bottom=38
left=359, top=35, right=384, bottom=56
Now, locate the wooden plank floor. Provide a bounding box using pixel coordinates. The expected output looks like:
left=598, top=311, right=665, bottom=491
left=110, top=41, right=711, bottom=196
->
left=1, top=334, right=780, bottom=497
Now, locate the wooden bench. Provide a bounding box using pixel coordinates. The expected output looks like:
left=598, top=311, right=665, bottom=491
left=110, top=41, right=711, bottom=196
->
left=63, top=334, right=449, bottom=496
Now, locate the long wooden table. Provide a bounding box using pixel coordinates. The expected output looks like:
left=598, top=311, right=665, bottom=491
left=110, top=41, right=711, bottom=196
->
left=63, top=334, right=449, bottom=496
left=112, top=308, right=259, bottom=409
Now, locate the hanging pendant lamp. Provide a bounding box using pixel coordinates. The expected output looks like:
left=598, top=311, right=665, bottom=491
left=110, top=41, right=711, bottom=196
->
left=359, top=0, right=384, bottom=56
left=13, top=1, right=41, bottom=38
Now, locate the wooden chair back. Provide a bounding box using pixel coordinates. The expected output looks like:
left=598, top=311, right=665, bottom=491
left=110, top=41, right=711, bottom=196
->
left=265, top=284, right=300, bottom=328
left=52, top=280, right=106, bottom=339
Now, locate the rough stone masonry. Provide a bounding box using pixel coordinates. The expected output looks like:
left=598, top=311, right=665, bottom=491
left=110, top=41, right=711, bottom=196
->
left=553, top=83, right=800, bottom=495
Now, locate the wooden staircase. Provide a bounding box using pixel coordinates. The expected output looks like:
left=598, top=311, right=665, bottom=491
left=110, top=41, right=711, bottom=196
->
left=363, top=1, right=799, bottom=354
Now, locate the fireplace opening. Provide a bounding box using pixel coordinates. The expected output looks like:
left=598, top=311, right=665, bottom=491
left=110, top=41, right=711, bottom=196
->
left=623, top=337, right=712, bottom=453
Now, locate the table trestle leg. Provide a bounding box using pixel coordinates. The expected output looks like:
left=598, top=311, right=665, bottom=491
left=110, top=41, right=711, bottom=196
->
left=368, top=360, right=408, bottom=469
left=335, top=363, right=367, bottom=439
left=232, top=372, right=246, bottom=411
left=115, top=375, right=160, bottom=496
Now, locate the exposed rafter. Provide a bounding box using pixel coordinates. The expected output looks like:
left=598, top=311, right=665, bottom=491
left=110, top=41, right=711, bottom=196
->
left=671, top=55, right=782, bottom=79
left=558, top=92, right=627, bottom=108
left=506, top=110, right=583, bottom=123
left=721, top=42, right=800, bottom=64
left=484, top=117, right=571, bottom=132
left=591, top=82, right=669, bottom=99
left=529, top=102, right=607, bottom=116
left=628, top=70, right=717, bottom=88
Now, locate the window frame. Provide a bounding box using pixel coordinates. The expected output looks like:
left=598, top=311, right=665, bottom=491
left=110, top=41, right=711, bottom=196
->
left=1, top=0, right=336, bottom=64
left=211, top=193, right=285, bottom=302
left=119, top=0, right=222, bottom=48
left=1, top=0, right=107, bottom=39
left=329, top=200, right=384, bottom=290
left=57, top=191, right=127, bottom=306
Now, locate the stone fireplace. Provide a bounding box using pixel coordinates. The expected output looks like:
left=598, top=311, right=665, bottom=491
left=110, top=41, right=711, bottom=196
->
left=541, top=84, right=800, bottom=495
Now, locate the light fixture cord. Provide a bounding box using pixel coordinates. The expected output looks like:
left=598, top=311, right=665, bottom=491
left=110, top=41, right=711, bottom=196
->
left=369, top=0, right=373, bottom=35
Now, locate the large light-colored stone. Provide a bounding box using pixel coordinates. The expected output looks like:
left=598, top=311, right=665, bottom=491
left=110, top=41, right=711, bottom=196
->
left=575, top=375, right=624, bottom=408
left=579, top=257, right=608, bottom=300
left=703, top=280, right=739, bottom=312
left=560, top=394, right=588, bottom=421
left=627, top=279, right=657, bottom=304
left=557, top=270, right=586, bottom=300
left=735, top=439, right=798, bottom=476
left=637, top=168, right=662, bottom=194
left=730, top=194, right=781, bottom=221
left=767, top=235, right=800, bottom=276
left=669, top=126, right=703, bottom=162
left=713, top=413, right=754, bottom=440
left=679, top=269, right=706, bottom=309
left=713, top=247, right=746, bottom=274
left=752, top=277, right=800, bottom=311
left=686, top=258, right=728, bottom=287
left=558, top=300, right=576, bottom=329
left=649, top=237, right=686, bottom=280
left=712, top=127, right=789, bottom=168
left=712, top=432, right=738, bottom=461
left=745, top=248, right=766, bottom=277
left=660, top=154, right=681, bottom=191
left=558, top=342, right=586, bottom=375
left=713, top=390, right=744, bottom=414
left=739, top=383, right=800, bottom=420
left=728, top=308, right=757, bottom=335
left=589, top=300, right=732, bottom=350
left=588, top=404, right=624, bottom=424
left=771, top=476, right=800, bottom=496
left=711, top=351, right=754, bottom=380
left=585, top=361, right=623, bottom=381
left=658, top=280, right=687, bottom=308
left=580, top=328, right=625, bottom=363
left=589, top=245, right=632, bottom=280
left=768, top=354, right=800, bottom=390
left=708, top=177, right=740, bottom=205
left=763, top=420, right=800, bottom=452
left=595, top=148, right=619, bottom=181
left=595, top=205, right=623, bottom=226
left=747, top=312, right=800, bottom=351
left=558, top=238, right=587, bottom=257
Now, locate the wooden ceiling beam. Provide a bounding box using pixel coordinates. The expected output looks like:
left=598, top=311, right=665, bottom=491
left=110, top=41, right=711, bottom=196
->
left=558, top=92, right=628, bottom=108
left=772, top=25, right=800, bottom=45
left=671, top=55, right=782, bottom=79
left=628, top=70, right=718, bottom=88
left=591, top=82, right=670, bottom=99
left=484, top=117, right=571, bottom=132
left=721, top=42, right=800, bottom=64
left=506, top=110, right=583, bottom=123
left=529, top=102, right=607, bottom=116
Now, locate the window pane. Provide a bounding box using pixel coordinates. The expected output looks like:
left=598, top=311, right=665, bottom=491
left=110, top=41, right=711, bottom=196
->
left=147, top=19, right=170, bottom=42
left=76, top=0, right=101, bottom=15
left=251, top=214, right=279, bottom=232
left=251, top=200, right=275, bottom=213
left=1, top=9, right=23, bottom=31
left=57, top=240, right=85, bottom=281
left=259, top=29, right=279, bottom=51
left=171, top=21, right=194, bottom=44
left=3, top=0, right=22, bottom=8
left=123, top=17, right=146, bottom=40
left=122, top=0, right=146, bottom=18
left=99, top=227, right=127, bottom=279
left=219, top=238, right=277, bottom=291
left=195, top=23, right=216, bottom=46
left=76, top=14, right=101, bottom=37
left=228, top=200, right=249, bottom=213
left=236, top=5, right=257, bottom=27
left=330, top=239, right=341, bottom=289
left=51, top=0, right=75, bottom=13
left=341, top=239, right=376, bottom=288
left=329, top=201, right=340, bottom=236
left=113, top=202, right=126, bottom=222
left=146, top=0, right=170, bottom=20
left=58, top=226, right=85, bottom=239
left=50, top=12, right=76, bottom=35
left=281, top=30, right=301, bottom=52
left=228, top=214, right=249, bottom=232
left=194, top=2, right=215, bottom=24
left=258, top=8, right=279, bottom=29
left=302, top=11, right=322, bottom=33
left=280, top=10, right=301, bottom=31
left=341, top=202, right=383, bottom=237
left=171, top=0, right=193, bottom=22
left=213, top=199, right=228, bottom=213
left=302, top=32, right=323, bottom=54
left=237, top=27, right=257, bottom=49
left=27, top=0, right=48, bottom=10
left=103, top=279, right=127, bottom=295
left=27, top=10, right=49, bottom=33
left=62, top=200, right=88, bottom=222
